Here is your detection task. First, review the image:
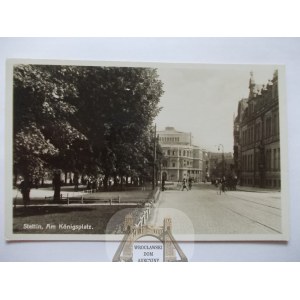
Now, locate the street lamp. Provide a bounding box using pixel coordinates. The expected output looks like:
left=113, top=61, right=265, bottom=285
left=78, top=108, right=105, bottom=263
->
left=152, top=124, right=157, bottom=190
left=217, top=144, right=225, bottom=177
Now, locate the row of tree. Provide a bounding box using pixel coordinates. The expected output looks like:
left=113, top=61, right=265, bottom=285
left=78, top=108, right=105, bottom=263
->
left=13, top=64, right=164, bottom=189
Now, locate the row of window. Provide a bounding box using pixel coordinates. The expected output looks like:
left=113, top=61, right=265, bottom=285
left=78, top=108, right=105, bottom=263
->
left=190, top=170, right=200, bottom=174
left=242, top=154, right=254, bottom=171
left=165, top=149, right=193, bottom=157
left=163, top=160, right=193, bottom=168
left=241, top=148, right=280, bottom=172
left=265, top=179, right=281, bottom=188
left=242, top=113, right=279, bottom=145
left=265, top=148, right=280, bottom=171
left=160, top=136, right=180, bottom=142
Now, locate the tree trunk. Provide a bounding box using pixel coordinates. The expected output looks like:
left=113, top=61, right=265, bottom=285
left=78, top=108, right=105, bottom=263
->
left=114, top=175, right=118, bottom=190
left=120, top=175, right=124, bottom=191
left=13, top=171, right=18, bottom=187
left=21, top=173, right=31, bottom=207
left=103, top=174, right=108, bottom=190
left=53, top=172, right=61, bottom=202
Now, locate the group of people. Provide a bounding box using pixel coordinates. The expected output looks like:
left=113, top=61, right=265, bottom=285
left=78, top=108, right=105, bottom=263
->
left=214, top=175, right=238, bottom=194
left=84, top=176, right=104, bottom=191
left=215, top=176, right=227, bottom=194
left=161, top=177, right=193, bottom=192
left=181, top=177, right=193, bottom=191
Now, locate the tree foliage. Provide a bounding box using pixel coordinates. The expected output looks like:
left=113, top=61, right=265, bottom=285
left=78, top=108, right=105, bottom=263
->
left=13, top=64, right=86, bottom=179
left=13, top=64, right=164, bottom=183
left=74, top=67, right=163, bottom=181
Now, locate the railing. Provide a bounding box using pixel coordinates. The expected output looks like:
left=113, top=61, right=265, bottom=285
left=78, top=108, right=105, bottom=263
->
left=134, top=187, right=161, bottom=228
left=136, top=206, right=151, bottom=228
left=66, top=194, right=122, bottom=205
left=44, top=193, right=123, bottom=205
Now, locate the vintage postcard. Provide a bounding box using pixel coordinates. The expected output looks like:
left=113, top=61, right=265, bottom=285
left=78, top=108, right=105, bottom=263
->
left=5, top=59, right=289, bottom=242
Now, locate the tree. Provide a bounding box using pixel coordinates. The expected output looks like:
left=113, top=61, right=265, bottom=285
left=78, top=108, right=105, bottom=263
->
left=13, top=64, right=86, bottom=185
left=13, top=64, right=164, bottom=194
left=74, top=66, right=164, bottom=187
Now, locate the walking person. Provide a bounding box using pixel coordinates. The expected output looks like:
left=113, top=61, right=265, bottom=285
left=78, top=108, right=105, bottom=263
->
left=181, top=178, right=188, bottom=191
left=162, top=178, right=165, bottom=191
left=215, top=179, right=221, bottom=195
left=188, top=177, right=193, bottom=190
left=220, top=176, right=226, bottom=195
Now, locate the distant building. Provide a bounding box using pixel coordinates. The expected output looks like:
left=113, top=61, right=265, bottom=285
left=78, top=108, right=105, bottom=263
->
left=157, top=127, right=204, bottom=182
left=234, top=71, right=280, bottom=188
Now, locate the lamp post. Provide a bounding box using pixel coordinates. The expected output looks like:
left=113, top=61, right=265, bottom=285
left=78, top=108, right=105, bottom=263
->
left=156, top=134, right=160, bottom=187
left=152, top=124, right=157, bottom=190
left=218, top=144, right=225, bottom=177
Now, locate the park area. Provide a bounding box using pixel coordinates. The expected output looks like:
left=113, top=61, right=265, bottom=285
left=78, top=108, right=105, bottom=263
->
left=12, top=186, right=154, bottom=235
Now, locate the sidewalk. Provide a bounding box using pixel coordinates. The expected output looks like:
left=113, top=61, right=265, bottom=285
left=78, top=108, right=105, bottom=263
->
left=236, top=185, right=280, bottom=193
left=12, top=185, right=153, bottom=202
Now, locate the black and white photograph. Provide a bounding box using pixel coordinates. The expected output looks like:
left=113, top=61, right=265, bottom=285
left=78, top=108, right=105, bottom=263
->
left=5, top=60, right=288, bottom=241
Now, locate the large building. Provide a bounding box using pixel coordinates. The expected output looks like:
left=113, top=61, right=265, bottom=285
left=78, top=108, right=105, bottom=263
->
left=157, top=127, right=204, bottom=182
left=234, top=71, right=280, bottom=188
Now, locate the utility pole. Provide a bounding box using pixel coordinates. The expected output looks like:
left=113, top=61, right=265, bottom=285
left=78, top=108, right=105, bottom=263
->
left=218, top=144, right=224, bottom=177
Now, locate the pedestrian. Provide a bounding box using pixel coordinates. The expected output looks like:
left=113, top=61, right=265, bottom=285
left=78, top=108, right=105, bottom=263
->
left=182, top=178, right=188, bottom=191
left=216, top=180, right=221, bottom=195
left=188, top=177, right=193, bottom=190
left=219, top=176, right=226, bottom=195
left=233, top=176, right=238, bottom=191
left=215, top=179, right=218, bottom=188
left=19, top=178, right=31, bottom=207
left=162, top=178, right=165, bottom=191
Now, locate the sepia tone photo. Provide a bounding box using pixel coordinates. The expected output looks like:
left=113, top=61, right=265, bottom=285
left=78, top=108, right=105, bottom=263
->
left=5, top=60, right=288, bottom=241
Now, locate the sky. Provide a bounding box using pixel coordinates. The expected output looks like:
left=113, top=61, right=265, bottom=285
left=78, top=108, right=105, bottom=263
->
left=154, top=64, right=277, bottom=152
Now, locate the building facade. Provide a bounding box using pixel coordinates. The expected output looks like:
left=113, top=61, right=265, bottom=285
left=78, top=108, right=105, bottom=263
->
left=157, top=127, right=204, bottom=182
left=234, top=71, right=280, bottom=188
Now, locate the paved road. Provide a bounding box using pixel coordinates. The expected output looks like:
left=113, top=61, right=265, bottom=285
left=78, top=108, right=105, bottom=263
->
left=148, top=183, right=281, bottom=235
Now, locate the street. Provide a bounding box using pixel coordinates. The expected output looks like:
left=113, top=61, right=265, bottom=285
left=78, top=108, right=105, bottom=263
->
left=148, top=183, right=281, bottom=235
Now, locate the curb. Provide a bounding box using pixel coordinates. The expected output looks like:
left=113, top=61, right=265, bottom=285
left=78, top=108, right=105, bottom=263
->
left=153, top=188, right=161, bottom=203
left=236, top=188, right=280, bottom=193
